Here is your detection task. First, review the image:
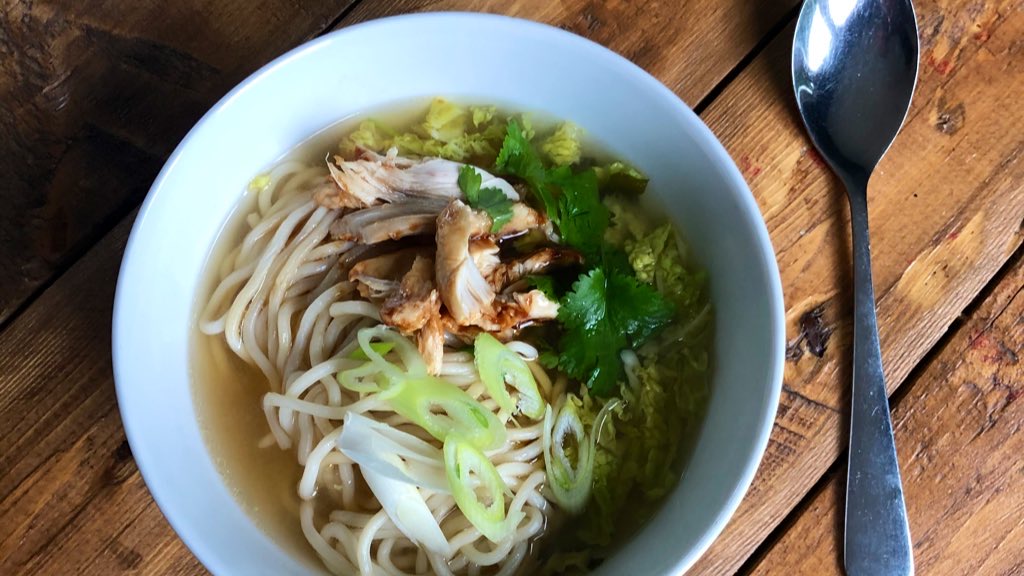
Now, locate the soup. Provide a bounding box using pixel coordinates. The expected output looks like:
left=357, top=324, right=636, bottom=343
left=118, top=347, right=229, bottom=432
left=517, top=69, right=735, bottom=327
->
left=193, top=98, right=712, bottom=575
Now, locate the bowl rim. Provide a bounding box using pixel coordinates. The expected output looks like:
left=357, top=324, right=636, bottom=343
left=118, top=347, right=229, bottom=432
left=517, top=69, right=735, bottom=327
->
left=113, top=11, right=785, bottom=575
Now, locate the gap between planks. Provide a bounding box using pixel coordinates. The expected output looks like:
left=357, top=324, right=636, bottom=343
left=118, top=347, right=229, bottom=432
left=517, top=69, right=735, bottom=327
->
left=0, top=0, right=781, bottom=343
left=737, top=240, right=1024, bottom=576
left=0, top=0, right=368, bottom=338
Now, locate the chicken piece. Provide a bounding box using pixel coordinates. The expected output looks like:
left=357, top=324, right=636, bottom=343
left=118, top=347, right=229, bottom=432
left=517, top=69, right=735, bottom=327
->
left=380, top=256, right=440, bottom=334
left=440, top=289, right=560, bottom=342
left=338, top=241, right=406, bottom=276
left=435, top=200, right=496, bottom=326
left=330, top=198, right=449, bottom=244
left=418, top=315, right=446, bottom=376
left=491, top=203, right=551, bottom=239
left=488, top=247, right=583, bottom=291
left=377, top=255, right=445, bottom=375
left=315, top=148, right=518, bottom=210
left=348, top=247, right=429, bottom=300
left=469, top=239, right=501, bottom=279
left=501, top=290, right=560, bottom=323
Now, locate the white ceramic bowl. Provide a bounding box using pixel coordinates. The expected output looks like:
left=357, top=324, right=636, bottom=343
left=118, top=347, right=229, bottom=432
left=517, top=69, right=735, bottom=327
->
left=113, top=12, right=784, bottom=576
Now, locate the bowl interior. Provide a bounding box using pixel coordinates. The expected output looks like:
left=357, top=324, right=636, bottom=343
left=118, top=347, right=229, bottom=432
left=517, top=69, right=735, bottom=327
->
left=114, top=13, right=783, bottom=576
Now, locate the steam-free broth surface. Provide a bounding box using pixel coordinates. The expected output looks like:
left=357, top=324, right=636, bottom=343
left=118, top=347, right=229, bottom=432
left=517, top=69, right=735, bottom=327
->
left=192, top=98, right=711, bottom=575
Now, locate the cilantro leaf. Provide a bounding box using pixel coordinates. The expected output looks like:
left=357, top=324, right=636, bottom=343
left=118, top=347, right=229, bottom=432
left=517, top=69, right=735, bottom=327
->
left=457, top=162, right=483, bottom=199
left=495, top=119, right=558, bottom=219
left=549, top=167, right=608, bottom=259
left=556, top=267, right=674, bottom=396
left=494, top=121, right=608, bottom=258
left=558, top=268, right=608, bottom=333
left=607, top=273, right=675, bottom=346
left=557, top=269, right=625, bottom=395
left=526, top=275, right=558, bottom=299
left=457, top=164, right=514, bottom=233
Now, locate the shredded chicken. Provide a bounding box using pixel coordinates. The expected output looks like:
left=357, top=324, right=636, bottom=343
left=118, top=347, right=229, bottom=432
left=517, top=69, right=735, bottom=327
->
left=440, top=289, right=559, bottom=342
left=380, top=256, right=440, bottom=334
left=418, top=315, right=446, bottom=376
left=492, top=203, right=551, bottom=239
left=323, top=150, right=572, bottom=366
left=315, top=148, right=517, bottom=210
left=435, top=200, right=496, bottom=326
left=489, top=247, right=583, bottom=291
left=469, top=239, right=501, bottom=279
left=502, top=290, right=560, bottom=323
left=348, top=247, right=430, bottom=300
left=330, top=198, right=449, bottom=244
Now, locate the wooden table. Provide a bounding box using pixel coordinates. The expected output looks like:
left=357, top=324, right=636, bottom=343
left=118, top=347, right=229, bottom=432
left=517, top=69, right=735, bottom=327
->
left=2, top=1, right=1021, bottom=574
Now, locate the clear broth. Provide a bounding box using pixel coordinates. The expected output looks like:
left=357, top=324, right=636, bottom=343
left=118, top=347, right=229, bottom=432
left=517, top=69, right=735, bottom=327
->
left=191, top=98, right=709, bottom=575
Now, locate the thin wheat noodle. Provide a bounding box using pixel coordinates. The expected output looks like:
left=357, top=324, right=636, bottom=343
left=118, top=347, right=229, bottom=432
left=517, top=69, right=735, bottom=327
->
left=201, top=163, right=559, bottom=576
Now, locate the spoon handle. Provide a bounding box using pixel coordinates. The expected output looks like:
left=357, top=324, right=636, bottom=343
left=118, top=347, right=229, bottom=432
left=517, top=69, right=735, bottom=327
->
left=844, top=187, right=914, bottom=576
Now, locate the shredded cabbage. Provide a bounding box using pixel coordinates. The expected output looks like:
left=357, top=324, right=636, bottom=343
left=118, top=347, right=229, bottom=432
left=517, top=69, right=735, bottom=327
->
left=625, top=223, right=709, bottom=322
left=540, top=122, right=583, bottom=166
left=338, top=98, right=507, bottom=164
left=339, top=120, right=395, bottom=157
left=603, top=194, right=653, bottom=247
left=421, top=97, right=470, bottom=142
left=544, top=214, right=711, bottom=568
left=625, top=223, right=672, bottom=284
left=471, top=105, right=496, bottom=127
left=594, top=161, right=649, bottom=196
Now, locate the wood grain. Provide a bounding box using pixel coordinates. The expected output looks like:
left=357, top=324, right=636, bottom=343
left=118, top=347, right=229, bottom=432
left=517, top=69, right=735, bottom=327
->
left=0, top=2, right=808, bottom=573
left=1, top=0, right=1022, bottom=574
left=0, top=213, right=202, bottom=575
left=688, top=0, right=1024, bottom=573
left=339, top=0, right=802, bottom=108
left=749, top=246, right=1024, bottom=576
left=0, top=0, right=357, bottom=325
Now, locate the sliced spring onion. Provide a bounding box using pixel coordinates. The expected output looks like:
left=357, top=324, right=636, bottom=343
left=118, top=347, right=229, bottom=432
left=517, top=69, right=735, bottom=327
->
left=443, top=435, right=521, bottom=543
left=387, top=375, right=506, bottom=451
left=348, top=341, right=396, bottom=361
left=337, top=361, right=400, bottom=395
left=356, top=326, right=427, bottom=376
left=360, top=466, right=451, bottom=557
left=337, top=327, right=425, bottom=395
left=542, top=396, right=620, bottom=515
left=338, top=413, right=448, bottom=493
left=473, top=333, right=546, bottom=420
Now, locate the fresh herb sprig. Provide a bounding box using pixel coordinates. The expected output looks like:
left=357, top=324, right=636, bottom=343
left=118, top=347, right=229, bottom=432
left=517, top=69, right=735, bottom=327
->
left=493, top=120, right=673, bottom=396
left=457, top=165, right=514, bottom=233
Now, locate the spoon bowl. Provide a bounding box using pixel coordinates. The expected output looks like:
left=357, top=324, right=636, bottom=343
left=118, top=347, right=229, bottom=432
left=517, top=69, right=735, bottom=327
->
left=792, top=1, right=919, bottom=575
left=793, top=0, right=919, bottom=187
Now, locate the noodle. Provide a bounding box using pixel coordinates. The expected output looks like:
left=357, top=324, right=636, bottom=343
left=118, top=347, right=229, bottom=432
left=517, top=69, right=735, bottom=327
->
left=199, top=166, right=551, bottom=576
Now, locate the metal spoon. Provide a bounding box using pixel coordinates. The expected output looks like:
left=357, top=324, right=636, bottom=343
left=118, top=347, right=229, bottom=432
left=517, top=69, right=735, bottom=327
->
left=792, top=1, right=918, bottom=574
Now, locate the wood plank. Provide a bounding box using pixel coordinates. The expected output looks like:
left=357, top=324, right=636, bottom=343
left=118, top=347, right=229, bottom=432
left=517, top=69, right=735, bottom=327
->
left=0, top=214, right=203, bottom=574
left=0, top=2, right=808, bottom=573
left=1, top=2, right=1022, bottom=576
left=688, top=1, right=1024, bottom=573
left=0, top=0, right=357, bottom=325
left=337, top=0, right=802, bottom=107
left=748, top=246, right=1024, bottom=576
